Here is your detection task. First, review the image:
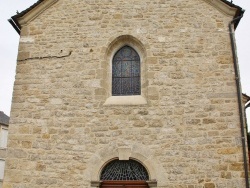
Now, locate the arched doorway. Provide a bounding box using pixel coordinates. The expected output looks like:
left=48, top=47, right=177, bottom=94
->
left=100, top=159, right=149, bottom=188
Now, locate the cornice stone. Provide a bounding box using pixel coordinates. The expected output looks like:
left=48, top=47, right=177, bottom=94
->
left=203, top=0, right=238, bottom=17
left=18, top=0, right=59, bottom=26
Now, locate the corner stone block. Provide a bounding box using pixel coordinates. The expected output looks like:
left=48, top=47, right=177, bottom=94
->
left=17, top=51, right=30, bottom=61
left=204, top=183, right=215, bottom=188
left=148, top=87, right=159, bottom=100
left=50, top=98, right=63, bottom=105
left=147, top=57, right=158, bottom=64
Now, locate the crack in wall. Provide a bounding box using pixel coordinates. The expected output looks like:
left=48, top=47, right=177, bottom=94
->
left=17, top=51, right=72, bottom=62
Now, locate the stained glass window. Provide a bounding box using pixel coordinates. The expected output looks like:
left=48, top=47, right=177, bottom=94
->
left=112, top=46, right=141, bottom=95
left=100, top=159, right=149, bottom=181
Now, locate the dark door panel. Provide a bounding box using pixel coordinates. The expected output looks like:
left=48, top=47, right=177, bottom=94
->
left=101, top=181, right=149, bottom=188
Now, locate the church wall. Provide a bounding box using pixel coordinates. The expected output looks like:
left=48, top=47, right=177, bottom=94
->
left=4, top=0, right=247, bottom=187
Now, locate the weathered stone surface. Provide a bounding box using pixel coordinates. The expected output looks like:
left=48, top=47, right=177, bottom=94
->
left=204, top=183, right=215, bottom=188
left=4, top=0, right=247, bottom=188
left=221, top=171, right=232, bottom=179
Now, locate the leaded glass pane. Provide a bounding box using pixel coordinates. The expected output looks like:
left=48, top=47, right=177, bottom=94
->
left=112, top=78, right=121, bottom=94
left=100, top=160, right=149, bottom=181
left=121, top=61, right=131, bottom=77
left=121, top=78, right=131, bottom=95
left=132, top=61, right=140, bottom=77
left=112, top=46, right=140, bottom=95
left=112, top=60, right=122, bottom=77
left=132, top=77, right=140, bottom=93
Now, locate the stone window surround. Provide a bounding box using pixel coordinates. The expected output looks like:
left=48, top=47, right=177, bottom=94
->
left=90, top=147, right=157, bottom=187
left=103, top=35, right=148, bottom=106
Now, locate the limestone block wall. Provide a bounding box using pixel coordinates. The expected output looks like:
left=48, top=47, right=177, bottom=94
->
left=4, top=0, right=247, bottom=188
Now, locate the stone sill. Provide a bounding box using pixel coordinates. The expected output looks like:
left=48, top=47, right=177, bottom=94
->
left=103, top=96, right=147, bottom=106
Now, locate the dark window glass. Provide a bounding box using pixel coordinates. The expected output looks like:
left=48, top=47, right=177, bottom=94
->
left=100, top=159, right=149, bottom=181
left=112, top=46, right=140, bottom=95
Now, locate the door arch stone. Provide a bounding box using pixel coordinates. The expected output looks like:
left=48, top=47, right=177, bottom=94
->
left=100, top=159, right=149, bottom=181
left=88, top=145, right=159, bottom=187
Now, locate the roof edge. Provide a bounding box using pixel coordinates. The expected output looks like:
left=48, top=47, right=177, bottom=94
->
left=9, top=0, right=244, bottom=34
left=203, top=0, right=244, bottom=28
left=0, top=122, right=9, bottom=127
left=8, top=18, right=21, bottom=34
left=0, top=111, right=10, bottom=125
left=242, top=93, right=250, bottom=105
left=204, top=0, right=238, bottom=17
left=11, top=0, right=59, bottom=34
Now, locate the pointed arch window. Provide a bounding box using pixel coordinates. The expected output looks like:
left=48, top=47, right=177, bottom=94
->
left=112, top=46, right=141, bottom=96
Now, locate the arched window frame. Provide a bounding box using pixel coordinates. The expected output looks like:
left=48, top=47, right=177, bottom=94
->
left=104, top=35, right=147, bottom=106
left=100, top=159, right=149, bottom=181
left=112, top=45, right=141, bottom=96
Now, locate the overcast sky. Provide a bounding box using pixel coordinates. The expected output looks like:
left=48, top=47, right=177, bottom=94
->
left=0, top=0, right=249, bottom=127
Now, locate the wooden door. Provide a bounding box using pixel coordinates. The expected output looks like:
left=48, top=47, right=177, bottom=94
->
left=101, top=181, right=149, bottom=188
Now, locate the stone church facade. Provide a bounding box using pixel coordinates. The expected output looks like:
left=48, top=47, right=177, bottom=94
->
left=5, top=0, right=248, bottom=187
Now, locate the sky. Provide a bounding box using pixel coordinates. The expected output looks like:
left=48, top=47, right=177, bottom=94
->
left=0, top=0, right=39, bottom=116
left=0, top=0, right=249, bottom=127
